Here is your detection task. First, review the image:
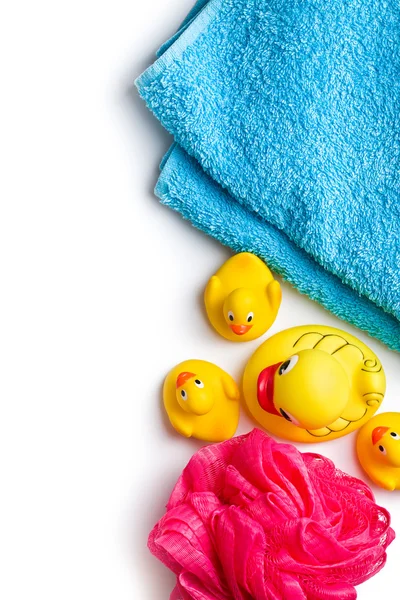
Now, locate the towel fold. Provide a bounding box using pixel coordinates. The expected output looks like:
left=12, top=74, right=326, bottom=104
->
left=136, top=0, right=400, bottom=351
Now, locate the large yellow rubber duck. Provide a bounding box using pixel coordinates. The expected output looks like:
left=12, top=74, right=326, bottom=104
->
left=243, top=325, right=385, bottom=442
left=357, top=413, right=400, bottom=491
left=163, top=359, right=240, bottom=442
left=204, top=253, right=281, bottom=342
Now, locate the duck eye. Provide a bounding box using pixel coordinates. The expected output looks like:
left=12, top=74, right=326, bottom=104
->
left=279, top=409, right=292, bottom=422
left=379, top=445, right=387, bottom=454
left=247, top=312, right=254, bottom=323
left=228, top=311, right=234, bottom=322
left=278, top=355, right=299, bottom=376
left=390, top=432, right=400, bottom=440
left=180, top=390, right=187, bottom=400
left=194, top=379, right=204, bottom=388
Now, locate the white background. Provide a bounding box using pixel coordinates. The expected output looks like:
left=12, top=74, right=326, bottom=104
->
left=0, top=1, right=399, bottom=598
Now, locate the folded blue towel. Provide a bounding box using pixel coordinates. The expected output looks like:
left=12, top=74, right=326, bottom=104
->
left=136, top=0, right=400, bottom=352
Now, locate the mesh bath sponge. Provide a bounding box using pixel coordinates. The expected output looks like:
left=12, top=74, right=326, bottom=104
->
left=148, top=429, right=394, bottom=599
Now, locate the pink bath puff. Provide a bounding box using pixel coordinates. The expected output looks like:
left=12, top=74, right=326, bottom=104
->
left=149, top=429, right=394, bottom=599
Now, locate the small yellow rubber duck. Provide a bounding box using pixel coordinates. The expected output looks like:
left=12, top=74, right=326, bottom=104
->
left=163, top=359, right=240, bottom=442
left=243, top=325, right=385, bottom=442
left=357, top=413, right=400, bottom=491
left=204, top=253, right=281, bottom=342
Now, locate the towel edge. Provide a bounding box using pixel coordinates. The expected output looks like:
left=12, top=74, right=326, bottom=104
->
left=135, top=0, right=220, bottom=91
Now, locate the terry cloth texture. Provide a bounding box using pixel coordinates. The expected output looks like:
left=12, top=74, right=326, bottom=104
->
left=136, top=0, right=400, bottom=351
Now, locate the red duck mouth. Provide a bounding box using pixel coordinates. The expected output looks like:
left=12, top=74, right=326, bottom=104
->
left=257, top=363, right=281, bottom=416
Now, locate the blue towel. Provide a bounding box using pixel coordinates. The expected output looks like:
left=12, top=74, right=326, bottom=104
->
left=136, top=0, right=400, bottom=352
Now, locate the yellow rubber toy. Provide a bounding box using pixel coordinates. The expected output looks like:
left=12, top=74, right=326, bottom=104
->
left=242, top=325, right=385, bottom=442
left=357, top=413, right=400, bottom=491
left=204, top=253, right=281, bottom=342
left=163, top=359, right=240, bottom=442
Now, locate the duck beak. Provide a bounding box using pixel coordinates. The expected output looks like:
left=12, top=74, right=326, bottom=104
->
left=372, top=426, right=390, bottom=445
left=230, top=324, right=252, bottom=335
left=257, top=362, right=281, bottom=416
left=176, top=372, right=195, bottom=388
